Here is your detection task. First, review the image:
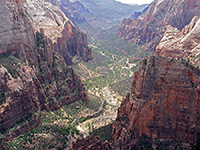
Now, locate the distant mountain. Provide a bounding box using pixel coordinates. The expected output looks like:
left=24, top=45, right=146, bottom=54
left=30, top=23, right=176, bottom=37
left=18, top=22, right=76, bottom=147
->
left=118, top=0, right=200, bottom=51
left=55, top=0, right=148, bottom=36
left=79, top=0, right=147, bottom=25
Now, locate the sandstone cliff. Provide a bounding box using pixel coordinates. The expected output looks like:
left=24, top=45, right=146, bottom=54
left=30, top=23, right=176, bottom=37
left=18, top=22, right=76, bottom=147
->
left=59, top=0, right=88, bottom=26
left=0, top=0, right=37, bottom=63
left=0, top=0, right=90, bottom=142
left=71, top=56, right=200, bottom=149
left=118, top=0, right=200, bottom=51
left=0, top=64, right=45, bottom=132
left=24, top=0, right=92, bottom=65
left=156, top=16, right=200, bottom=66
left=0, top=0, right=92, bottom=66
left=112, top=56, right=200, bottom=149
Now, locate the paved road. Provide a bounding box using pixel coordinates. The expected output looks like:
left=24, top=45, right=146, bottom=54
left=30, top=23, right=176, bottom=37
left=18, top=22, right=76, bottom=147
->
left=65, top=99, right=104, bottom=150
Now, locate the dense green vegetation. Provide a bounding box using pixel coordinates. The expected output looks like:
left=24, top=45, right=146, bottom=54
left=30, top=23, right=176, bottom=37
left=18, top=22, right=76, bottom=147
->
left=0, top=53, right=21, bottom=78
left=3, top=93, right=101, bottom=149
left=91, top=124, right=113, bottom=142
left=73, top=25, right=152, bottom=95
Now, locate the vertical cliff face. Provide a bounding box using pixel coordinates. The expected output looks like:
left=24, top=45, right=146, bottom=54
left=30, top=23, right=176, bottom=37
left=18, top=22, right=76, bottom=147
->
left=118, top=0, right=200, bottom=51
left=59, top=0, right=87, bottom=25
left=56, top=22, right=93, bottom=65
left=0, top=0, right=37, bottom=63
left=24, top=0, right=92, bottom=65
left=112, top=56, right=200, bottom=148
left=70, top=56, right=200, bottom=149
left=0, top=64, right=45, bottom=131
left=156, top=16, right=200, bottom=66
left=0, top=0, right=92, bottom=65
left=0, top=0, right=90, bottom=142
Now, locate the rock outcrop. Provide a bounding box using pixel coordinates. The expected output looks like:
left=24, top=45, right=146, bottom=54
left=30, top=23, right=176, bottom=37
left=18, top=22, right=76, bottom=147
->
left=70, top=136, right=113, bottom=150
left=24, top=0, right=92, bottom=65
left=0, top=0, right=90, bottom=142
left=118, top=0, right=200, bottom=51
left=59, top=0, right=88, bottom=26
left=56, top=21, right=93, bottom=65
left=71, top=56, right=200, bottom=149
left=0, top=0, right=37, bottom=63
left=0, top=0, right=92, bottom=65
left=0, top=65, right=45, bottom=131
left=156, top=16, right=200, bottom=66
left=112, top=56, right=200, bottom=148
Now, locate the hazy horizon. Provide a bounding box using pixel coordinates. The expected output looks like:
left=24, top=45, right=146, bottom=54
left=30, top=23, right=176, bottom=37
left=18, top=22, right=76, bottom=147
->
left=116, top=0, right=154, bottom=5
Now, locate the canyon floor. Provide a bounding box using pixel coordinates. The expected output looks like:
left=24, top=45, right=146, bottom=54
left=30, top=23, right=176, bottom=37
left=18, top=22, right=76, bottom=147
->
left=3, top=25, right=149, bottom=149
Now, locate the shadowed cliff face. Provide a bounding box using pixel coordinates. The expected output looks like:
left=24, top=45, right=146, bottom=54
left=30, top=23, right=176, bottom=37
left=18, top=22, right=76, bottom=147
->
left=0, top=0, right=90, bottom=142
left=70, top=56, right=200, bottom=149
left=56, top=21, right=93, bottom=65
left=118, top=0, right=200, bottom=51
left=59, top=0, right=88, bottom=26
left=24, top=0, right=93, bottom=65
left=156, top=16, right=200, bottom=66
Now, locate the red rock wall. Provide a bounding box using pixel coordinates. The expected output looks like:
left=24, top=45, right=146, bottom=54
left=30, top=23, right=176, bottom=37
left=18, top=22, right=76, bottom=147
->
left=56, top=22, right=93, bottom=65
left=118, top=0, right=200, bottom=51
left=70, top=56, right=200, bottom=149
left=113, top=56, right=200, bottom=146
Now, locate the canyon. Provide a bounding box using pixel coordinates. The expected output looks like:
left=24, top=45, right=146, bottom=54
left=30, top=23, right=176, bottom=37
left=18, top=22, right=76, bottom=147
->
left=0, top=0, right=200, bottom=149
left=69, top=0, right=200, bottom=149
left=118, top=0, right=200, bottom=51
left=70, top=56, right=200, bottom=149
left=0, top=0, right=91, bottom=143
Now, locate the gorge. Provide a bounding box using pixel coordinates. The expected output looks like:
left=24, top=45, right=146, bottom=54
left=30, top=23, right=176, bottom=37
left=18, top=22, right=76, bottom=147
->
left=0, top=0, right=200, bottom=149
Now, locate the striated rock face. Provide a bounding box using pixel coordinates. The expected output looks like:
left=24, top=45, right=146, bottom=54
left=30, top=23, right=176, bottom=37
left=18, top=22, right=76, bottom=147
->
left=56, top=22, right=93, bottom=65
left=71, top=56, right=200, bottom=149
left=24, top=0, right=92, bottom=64
left=70, top=136, right=113, bottom=150
left=156, top=16, right=200, bottom=65
left=24, top=0, right=69, bottom=43
left=118, top=0, right=200, bottom=51
left=59, top=0, right=87, bottom=26
left=0, top=0, right=90, bottom=142
left=0, top=0, right=92, bottom=65
left=0, top=0, right=37, bottom=63
left=0, top=64, right=45, bottom=131
left=112, top=56, right=200, bottom=148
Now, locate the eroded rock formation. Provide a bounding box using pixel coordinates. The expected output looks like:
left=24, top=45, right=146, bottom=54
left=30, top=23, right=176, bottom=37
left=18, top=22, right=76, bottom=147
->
left=71, top=56, right=200, bottom=149
left=156, top=16, right=200, bottom=66
left=0, top=0, right=90, bottom=142
left=118, top=0, right=200, bottom=51
left=112, top=56, right=200, bottom=148
left=0, top=0, right=37, bottom=63
left=59, top=0, right=88, bottom=26
left=24, top=0, right=93, bottom=65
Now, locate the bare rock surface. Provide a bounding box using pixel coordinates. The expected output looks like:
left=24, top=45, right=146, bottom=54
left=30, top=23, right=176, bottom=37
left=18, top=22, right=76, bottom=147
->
left=156, top=16, right=200, bottom=66
left=71, top=56, right=200, bottom=149
left=118, top=0, right=200, bottom=51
